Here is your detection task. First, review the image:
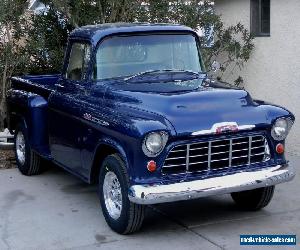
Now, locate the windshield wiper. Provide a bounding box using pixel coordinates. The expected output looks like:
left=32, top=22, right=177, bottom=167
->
left=123, top=69, right=201, bottom=81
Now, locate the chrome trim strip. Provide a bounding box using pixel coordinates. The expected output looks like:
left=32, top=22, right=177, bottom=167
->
left=191, top=123, right=255, bottom=136
left=129, top=164, right=295, bottom=205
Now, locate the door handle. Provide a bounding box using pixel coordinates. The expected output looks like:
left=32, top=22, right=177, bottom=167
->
left=55, top=83, right=65, bottom=89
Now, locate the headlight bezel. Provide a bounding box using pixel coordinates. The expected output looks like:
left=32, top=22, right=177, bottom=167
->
left=271, top=117, right=293, bottom=141
left=142, top=131, right=169, bottom=157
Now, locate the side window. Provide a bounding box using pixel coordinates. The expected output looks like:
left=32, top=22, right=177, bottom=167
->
left=66, top=42, right=91, bottom=81
left=251, top=0, right=270, bottom=37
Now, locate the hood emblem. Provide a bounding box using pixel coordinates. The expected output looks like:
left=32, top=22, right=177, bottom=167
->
left=216, top=124, right=238, bottom=134
left=192, top=122, right=255, bottom=136
left=83, top=113, right=109, bottom=126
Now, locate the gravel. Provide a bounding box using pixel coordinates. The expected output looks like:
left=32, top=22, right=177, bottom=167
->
left=0, top=150, right=16, bottom=170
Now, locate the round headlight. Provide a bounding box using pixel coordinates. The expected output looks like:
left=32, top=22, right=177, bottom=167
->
left=271, top=118, right=293, bottom=141
left=142, top=132, right=168, bottom=157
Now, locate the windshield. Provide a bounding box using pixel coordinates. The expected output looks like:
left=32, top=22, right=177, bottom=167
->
left=94, top=34, right=203, bottom=80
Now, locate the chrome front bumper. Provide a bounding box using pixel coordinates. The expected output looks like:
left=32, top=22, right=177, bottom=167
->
left=128, top=164, right=295, bottom=205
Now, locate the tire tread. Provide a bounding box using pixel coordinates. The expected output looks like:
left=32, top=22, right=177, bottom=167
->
left=231, top=186, right=275, bottom=211
left=113, top=154, right=145, bottom=234
left=15, top=123, right=42, bottom=176
left=99, top=154, right=145, bottom=234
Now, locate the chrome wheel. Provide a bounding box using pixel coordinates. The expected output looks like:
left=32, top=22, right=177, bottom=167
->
left=16, top=131, right=26, bottom=166
left=103, top=171, right=122, bottom=220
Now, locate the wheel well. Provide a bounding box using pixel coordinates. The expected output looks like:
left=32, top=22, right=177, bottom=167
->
left=8, top=114, right=25, bottom=133
left=90, top=144, right=118, bottom=184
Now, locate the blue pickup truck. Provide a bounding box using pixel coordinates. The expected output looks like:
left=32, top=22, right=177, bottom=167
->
left=7, top=23, right=295, bottom=234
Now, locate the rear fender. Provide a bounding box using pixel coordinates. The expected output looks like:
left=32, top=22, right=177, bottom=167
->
left=7, top=89, right=49, bottom=156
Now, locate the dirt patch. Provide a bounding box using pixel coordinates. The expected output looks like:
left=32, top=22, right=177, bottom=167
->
left=0, top=150, right=16, bottom=170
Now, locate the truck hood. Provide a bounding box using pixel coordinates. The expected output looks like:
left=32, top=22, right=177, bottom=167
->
left=105, top=80, right=291, bottom=136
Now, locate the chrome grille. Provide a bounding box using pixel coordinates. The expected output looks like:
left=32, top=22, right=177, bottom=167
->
left=162, top=135, right=269, bottom=174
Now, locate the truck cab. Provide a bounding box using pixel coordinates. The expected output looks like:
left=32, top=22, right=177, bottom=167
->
left=7, top=23, right=295, bottom=234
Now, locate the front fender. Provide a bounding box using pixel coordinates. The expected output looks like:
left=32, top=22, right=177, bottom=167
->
left=88, top=136, right=131, bottom=183
left=96, top=137, right=129, bottom=165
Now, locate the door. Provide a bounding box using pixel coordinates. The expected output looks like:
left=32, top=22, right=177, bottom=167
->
left=48, top=41, right=91, bottom=176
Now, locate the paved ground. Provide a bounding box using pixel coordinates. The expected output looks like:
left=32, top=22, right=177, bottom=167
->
left=0, top=155, right=299, bottom=250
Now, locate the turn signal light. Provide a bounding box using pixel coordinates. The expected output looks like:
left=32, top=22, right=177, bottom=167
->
left=276, top=143, right=284, bottom=154
left=147, top=160, right=157, bottom=172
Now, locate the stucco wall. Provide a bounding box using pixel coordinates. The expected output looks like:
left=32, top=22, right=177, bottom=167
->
left=215, top=0, right=300, bottom=156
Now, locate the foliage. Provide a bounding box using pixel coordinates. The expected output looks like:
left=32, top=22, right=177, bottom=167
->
left=204, top=21, right=254, bottom=85
left=26, top=0, right=254, bottom=80
left=139, top=1, right=254, bottom=84
left=0, top=0, right=29, bottom=129
left=0, top=0, right=255, bottom=129
left=26, top=5, right=73, bottom=74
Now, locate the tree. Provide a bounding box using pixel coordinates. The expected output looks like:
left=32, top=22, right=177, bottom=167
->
left=26, top=4, right=73, bottom=74
left=26, top=0, right=144, bottom=74
left=26, top=0, right=254, bottom=82
left=0, top=0, right=30, bottom=129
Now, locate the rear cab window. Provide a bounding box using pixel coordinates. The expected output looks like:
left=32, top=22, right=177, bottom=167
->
left=66, top=42, right=91, bottom=81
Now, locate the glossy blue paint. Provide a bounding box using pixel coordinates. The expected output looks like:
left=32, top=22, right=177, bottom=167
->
left=6, top=89, right=50, bottom=157
left=70, top=23, right=195, bottom=45
left=7, top=23, right=295, bottom=187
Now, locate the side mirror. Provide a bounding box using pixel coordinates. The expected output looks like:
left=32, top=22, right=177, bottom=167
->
left=211, top=61, right=221, bottom=73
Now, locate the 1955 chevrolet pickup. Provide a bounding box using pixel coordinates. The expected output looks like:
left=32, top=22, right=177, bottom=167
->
left=6, top=23, right=295, bottom=234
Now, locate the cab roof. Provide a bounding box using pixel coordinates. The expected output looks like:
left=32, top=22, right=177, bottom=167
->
left=70, top=23, right=195, bottom=44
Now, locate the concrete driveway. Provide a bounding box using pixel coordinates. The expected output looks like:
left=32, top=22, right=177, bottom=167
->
left=0, top=155, right=299, bottom=250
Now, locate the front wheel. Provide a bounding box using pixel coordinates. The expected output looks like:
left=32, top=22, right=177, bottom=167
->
left=14, top=123, right=43, bottom=176
left=231, top=186, right=275, bottom=211
left=98, top=154, right=145, bottom=234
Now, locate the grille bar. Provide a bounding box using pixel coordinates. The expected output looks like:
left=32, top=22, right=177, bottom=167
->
left=248, top=136, right=252, bottom=165
left=189, top=160, right=208, bottom=165
left=163, top=163, right=186, bottom=168
left=186, top=144, right=190, bottom=171
left=208, top=141, right=212, bottom=171
left=162, top=135, right=269, bottom=174
left=165, top=156, right=186, bottom=160
left=171, top=149, right=186, bottom=153
left=190, top=147, right=208, bottom=151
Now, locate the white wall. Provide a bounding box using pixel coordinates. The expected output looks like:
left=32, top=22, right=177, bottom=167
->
left=215, top=0, right=300, bottom=156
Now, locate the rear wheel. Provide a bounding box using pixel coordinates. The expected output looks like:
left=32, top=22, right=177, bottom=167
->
left=14, top=123, right=42, bottom=175
left=98, top=154, right=145, bottom=234
left=231, top=186, right=275, bottom=211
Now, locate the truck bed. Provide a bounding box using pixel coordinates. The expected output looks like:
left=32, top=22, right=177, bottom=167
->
left=11, top=74, right=60, bottom=98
